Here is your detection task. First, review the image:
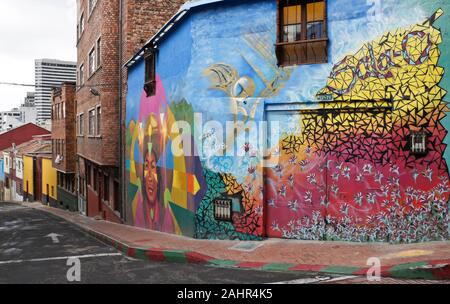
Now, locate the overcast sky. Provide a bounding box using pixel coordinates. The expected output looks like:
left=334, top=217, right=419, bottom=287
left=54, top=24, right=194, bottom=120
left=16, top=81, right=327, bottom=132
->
left=0, top=0, right=77, bottom=111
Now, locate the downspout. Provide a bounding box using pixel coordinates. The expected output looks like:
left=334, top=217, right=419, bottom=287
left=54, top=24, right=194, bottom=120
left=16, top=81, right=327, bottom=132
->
left=118, top=0, right=126, bottom=222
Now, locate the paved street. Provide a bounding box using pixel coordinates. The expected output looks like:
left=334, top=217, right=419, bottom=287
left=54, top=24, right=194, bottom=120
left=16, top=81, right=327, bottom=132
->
left=0, top=203, right=331, bottom=284
left=0, top=203, right=447, bottom=284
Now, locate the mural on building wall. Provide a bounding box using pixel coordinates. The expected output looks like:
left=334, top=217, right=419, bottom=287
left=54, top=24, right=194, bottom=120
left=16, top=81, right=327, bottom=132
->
left=194, top=31, right=292, bottom=240
left=126, top=0, right=449, bottom=243
left=126, top=78, right=207, bottom=236
left=266, top=10, right=450, bottom=242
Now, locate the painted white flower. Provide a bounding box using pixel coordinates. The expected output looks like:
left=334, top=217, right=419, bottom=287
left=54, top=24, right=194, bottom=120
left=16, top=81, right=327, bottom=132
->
left=288, top=200, right=299, bottom=212
left=363, top=164, right=373, bottom=174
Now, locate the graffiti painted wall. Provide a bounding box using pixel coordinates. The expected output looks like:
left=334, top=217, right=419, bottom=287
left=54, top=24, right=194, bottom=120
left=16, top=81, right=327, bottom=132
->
left=126, top=0, right=450, bottom=242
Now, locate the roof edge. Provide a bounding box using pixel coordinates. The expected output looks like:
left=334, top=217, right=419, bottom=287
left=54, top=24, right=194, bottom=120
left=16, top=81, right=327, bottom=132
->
left=124, top=0, right=226, bottom=68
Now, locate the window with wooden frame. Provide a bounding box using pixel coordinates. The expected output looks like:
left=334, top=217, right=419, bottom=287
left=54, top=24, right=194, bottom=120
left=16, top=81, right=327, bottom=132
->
left=144, top=48, right=156, bottom=97
left=276, top=0, right=328, bottom=66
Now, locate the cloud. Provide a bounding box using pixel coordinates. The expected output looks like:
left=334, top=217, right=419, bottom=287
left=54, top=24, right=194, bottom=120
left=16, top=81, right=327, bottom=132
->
left=0, top=0, right=76, bottom=111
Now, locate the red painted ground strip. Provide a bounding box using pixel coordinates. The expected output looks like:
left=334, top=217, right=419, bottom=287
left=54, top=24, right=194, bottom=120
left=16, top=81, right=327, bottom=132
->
left=432, top=264, right=450, bottom=280
left=185, top=252, right=214, bottom=264
left=146, top=249, right=167, bottom=262
left=429, top=259, right=450, bottom=265
left=59, top=216, right=449, bottom=281
left=127, top=247, right=136, bottom=257
left=237, top=262, right=268, bottom=269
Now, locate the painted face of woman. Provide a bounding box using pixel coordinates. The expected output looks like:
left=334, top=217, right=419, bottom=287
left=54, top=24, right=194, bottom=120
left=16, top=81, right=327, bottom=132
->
left=144, top=150, right=158, bottom=205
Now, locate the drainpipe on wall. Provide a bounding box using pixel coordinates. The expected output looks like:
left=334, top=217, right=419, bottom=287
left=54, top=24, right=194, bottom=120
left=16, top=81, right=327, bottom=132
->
left=118, top=0, right=126, bottom=222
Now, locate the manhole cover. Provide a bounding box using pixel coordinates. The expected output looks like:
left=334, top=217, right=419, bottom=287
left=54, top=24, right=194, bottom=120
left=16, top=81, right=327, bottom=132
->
left=229, top=242, right=264, bottom=252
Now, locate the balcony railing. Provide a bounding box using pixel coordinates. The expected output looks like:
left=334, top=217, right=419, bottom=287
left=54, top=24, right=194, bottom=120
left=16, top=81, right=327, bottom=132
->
left=276, top=38, right=328, bottom=66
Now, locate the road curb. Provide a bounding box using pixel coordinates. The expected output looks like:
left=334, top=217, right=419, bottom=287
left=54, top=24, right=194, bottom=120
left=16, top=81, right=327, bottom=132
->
left=27, top=203, right=450, bottom=281
left=84, top=227, right=450, bottom=281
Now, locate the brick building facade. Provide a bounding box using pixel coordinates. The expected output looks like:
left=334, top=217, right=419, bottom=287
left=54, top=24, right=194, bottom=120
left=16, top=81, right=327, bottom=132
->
left=52, top=83, right=78, bottom=211
left=76, top=0, right=186, bottom=222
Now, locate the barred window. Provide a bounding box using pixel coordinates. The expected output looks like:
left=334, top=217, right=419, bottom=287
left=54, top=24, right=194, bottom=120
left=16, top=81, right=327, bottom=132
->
left=276, top=0, right=328, bottom=66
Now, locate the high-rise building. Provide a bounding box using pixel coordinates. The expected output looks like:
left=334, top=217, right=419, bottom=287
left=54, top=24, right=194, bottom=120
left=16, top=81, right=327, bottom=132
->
left=35, top=59, right=76, bottom=124
left=23, top=92, right=35, bottom=107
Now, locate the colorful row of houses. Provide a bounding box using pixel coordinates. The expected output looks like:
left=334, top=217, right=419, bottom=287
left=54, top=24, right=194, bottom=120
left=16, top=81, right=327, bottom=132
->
left=0, top=124, right=57, bottom=207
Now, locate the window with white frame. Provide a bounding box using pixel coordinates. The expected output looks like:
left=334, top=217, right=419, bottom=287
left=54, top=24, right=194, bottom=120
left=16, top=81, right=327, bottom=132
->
left=79, top=64, right=85, bottom=86
left=96, top=37, right=101, bottom=67
left=89, top=0, right=98, bottom=15
left=78, top=113, right=84, bottom=135
left=96, top=106, right=101, bottom=136
left=79, top=12, right=85, bottom=37
left=89, top=47, right=96, bottom=76
left=88, top=109, right=95, bottom=135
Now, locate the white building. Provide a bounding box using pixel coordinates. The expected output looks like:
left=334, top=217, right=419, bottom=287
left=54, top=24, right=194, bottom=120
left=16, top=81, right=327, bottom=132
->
left=0, top=94, right=38, bottom=132
left=0, top=109, right=22, bottom=132
left=2, top=151, right=11, bottom=201
left=35, top=59, right=76, bottom=124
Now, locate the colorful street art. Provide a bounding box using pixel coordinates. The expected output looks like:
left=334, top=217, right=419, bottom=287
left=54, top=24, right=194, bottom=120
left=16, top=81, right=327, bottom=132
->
left=126, top=0, right=450, bottom=243
left=266, top=10, right=450, bottom=242
left=126, top=78, right=207, bottom=237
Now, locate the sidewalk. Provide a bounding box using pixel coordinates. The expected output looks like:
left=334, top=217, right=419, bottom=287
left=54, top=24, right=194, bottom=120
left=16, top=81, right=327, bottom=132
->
left=22, top=202, right=450, bottom=280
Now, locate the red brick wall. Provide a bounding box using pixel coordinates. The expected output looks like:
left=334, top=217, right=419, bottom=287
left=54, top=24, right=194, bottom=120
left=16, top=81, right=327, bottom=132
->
left=76, top=0, right=187, bottom=220
left=52, top=83, right=76, bottom=173
left=120, top=0, right=188, bottom=117
left=76, top=0, right=120, bottom=167
left=77, top=0, right=186, bottom=166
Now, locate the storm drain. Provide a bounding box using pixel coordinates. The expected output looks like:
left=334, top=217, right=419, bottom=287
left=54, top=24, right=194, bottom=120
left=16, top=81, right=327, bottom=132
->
left=229, top=242, right=265, bottom=252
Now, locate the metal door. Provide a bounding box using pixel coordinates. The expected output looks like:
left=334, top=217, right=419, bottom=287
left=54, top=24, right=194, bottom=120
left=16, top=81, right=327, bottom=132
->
left=264, top=109, right=328, bottom=239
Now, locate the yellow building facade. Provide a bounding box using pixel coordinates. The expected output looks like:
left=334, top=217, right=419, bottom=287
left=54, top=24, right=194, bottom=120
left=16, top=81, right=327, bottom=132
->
left=23, top=155, right=34, bottom=201
left=42, top=157, right=57, bottom=205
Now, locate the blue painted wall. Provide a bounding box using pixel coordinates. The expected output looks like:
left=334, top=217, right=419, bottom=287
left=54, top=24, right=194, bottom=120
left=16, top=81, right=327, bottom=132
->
left=126, top=0, right=450, bottom=242
left=0, top=159, right=4, bottom=182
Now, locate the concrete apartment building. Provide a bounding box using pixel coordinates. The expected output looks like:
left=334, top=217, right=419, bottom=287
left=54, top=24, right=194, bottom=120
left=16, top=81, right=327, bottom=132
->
left=51, top=83, right=78, bottom=212
left=0, top=109, right=22, bottom=131
left=0, top=93, right=37, bottom=132
left=35, top=59, right=77, bottom=124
